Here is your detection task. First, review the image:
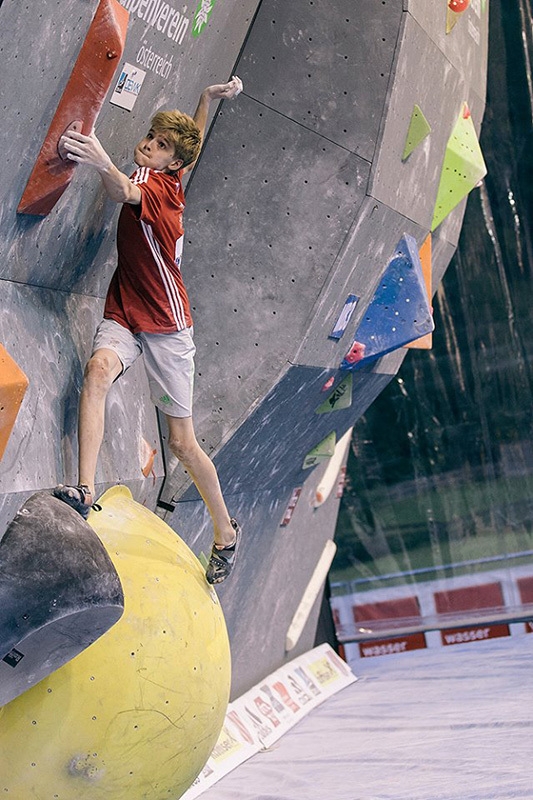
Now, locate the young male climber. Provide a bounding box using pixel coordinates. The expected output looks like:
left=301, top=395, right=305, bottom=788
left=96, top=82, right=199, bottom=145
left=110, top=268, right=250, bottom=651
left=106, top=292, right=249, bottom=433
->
left=53, top=76, right=243, bottom=585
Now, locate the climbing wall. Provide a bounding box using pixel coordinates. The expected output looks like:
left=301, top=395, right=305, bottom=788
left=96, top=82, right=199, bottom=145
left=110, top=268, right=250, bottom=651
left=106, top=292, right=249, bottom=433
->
left=0, top=0, right=489, bottom=704
left=160, top=0, right=489, bottom=694
left=0, top=0, right=261, bottom=523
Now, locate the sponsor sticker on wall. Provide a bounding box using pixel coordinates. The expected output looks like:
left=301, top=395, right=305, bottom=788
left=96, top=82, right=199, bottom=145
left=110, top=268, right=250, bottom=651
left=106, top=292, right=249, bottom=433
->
left=193, top=0, right=216, bottom=37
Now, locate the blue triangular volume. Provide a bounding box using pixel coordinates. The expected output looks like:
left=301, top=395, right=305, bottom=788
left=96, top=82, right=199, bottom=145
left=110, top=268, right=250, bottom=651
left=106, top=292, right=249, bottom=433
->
left=341, top=234, right=434, bottom=370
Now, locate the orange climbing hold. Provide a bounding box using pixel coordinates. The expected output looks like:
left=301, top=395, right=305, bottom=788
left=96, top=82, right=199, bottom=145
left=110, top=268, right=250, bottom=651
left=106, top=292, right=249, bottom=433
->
left=0, top=344, right=29, bottom=460
left=405, top=234, right=433, bottom=350
left=140, top=436, right=157, bottom=478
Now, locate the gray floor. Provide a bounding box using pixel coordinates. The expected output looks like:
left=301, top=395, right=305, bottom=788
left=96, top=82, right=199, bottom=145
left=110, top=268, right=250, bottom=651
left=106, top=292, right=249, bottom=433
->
left=199, top=635, right=533, bottom=800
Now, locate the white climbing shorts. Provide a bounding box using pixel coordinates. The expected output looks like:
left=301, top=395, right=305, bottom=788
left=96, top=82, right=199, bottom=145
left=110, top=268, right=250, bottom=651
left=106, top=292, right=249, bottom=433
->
left=92, top=318, right=196, bottom=418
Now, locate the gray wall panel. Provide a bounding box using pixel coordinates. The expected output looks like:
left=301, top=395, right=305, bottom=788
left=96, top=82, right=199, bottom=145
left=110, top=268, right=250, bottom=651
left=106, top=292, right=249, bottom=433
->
left=369, top=14, right=466, bottom=231
left=405, top=0, right=489, bottom=101
left=170, top=470, right=347, bottom=698
left=431, top=232, right=460, bottom=291
left=173, top=365, right=394, bottom=502
left=0, top=280, right=93, bottom=493
left=0, top=281, right=163, bottom=498
left=237, top=0, right=403, bottom=161
left=182, top=96, right=370, bottom=452
left=0, top=2, right=99, bottom=187
left=115, top=0, right=260, bottom=119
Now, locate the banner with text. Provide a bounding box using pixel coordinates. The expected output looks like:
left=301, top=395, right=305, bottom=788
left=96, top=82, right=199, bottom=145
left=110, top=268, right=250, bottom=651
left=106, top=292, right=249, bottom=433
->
left=182, top=643, right=356, bottom=799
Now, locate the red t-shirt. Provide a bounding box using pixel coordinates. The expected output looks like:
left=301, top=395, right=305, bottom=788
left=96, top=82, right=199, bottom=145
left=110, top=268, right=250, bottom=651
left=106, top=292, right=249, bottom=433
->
left=104, top=167, right=193, bottom=334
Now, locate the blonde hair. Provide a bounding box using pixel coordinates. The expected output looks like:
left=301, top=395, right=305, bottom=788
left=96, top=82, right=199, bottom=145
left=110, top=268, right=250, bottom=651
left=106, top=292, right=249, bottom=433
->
left=150, top=110, right=202, bottom=168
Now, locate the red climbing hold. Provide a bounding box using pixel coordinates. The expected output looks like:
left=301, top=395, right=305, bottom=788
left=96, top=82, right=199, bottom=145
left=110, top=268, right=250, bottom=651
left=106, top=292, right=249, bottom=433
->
left=343, top=341, right=366, bottom=365
left=448, top=0, right=470, bottom=12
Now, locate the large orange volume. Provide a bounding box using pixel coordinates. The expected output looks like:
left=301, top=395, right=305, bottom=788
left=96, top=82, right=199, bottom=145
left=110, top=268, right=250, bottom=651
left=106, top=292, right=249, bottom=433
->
left=17, top=0, right=129, bottom=216
left=0, top=344, right=29, bottom=460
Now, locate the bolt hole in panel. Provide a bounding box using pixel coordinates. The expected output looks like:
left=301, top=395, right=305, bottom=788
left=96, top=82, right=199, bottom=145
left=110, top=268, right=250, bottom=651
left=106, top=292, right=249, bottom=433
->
left=17, top=0, right=129, bottom=216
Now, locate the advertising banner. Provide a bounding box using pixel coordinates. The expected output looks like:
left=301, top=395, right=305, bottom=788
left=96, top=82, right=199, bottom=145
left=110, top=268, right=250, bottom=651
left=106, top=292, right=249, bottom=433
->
left=182, top=644, right=356, bottom=799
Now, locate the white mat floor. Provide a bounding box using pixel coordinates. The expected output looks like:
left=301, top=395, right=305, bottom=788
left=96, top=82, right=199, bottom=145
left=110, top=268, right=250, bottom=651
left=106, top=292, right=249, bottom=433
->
left=199, top=635, right=533, bottom=800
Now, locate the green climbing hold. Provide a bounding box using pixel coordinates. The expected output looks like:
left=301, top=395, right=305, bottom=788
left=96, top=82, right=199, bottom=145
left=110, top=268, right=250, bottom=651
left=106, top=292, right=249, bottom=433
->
left=431, top=102, right=487, bottom=231
left=402, top=104, right=432, bottom=161
left=315, top=374, right=353, bottom=415
left=303, top=432, right=337, bottom=469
